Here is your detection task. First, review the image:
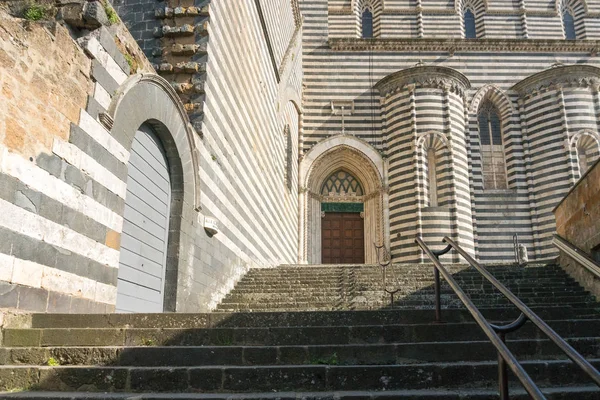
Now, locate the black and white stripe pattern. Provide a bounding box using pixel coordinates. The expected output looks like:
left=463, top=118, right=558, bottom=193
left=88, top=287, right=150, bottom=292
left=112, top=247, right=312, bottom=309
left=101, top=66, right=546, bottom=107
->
left=300, top=0, right=600, bottom=262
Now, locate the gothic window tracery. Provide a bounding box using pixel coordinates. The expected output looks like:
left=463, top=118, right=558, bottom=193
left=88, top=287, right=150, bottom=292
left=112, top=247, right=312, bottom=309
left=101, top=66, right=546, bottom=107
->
left=478, top=101, right=507, bottom=190
left=321, top=170, right=364, bottom=197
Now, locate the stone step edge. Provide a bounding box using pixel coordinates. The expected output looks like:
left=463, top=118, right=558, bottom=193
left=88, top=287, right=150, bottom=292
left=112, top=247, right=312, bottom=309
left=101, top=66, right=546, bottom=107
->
left=1, top=357, right=598, bottom=369
left=6, top=317, right=599, bottom=331
left=1, top=386, right=598, bottom=398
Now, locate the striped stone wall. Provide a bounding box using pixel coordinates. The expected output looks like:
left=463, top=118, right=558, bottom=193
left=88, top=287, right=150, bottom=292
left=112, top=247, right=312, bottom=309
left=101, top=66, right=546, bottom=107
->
left=0, top=13, right=146, bottom=312
left=300, top=0, right=600, bottom=262
left=183, top=0, right=303, bottom=310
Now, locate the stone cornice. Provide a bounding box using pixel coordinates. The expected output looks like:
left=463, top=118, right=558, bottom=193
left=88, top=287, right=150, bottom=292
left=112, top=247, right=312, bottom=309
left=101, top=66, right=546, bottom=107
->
left=328, top=38, right=600, bottom=54
left=512, top=64, right=600, bottom=95
left=375, top=65, right=471, bottom=97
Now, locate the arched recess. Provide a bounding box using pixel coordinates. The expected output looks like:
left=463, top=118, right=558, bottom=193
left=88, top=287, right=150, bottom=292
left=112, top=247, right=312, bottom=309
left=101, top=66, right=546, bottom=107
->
left=107, top=73, right=201, bottom=312
left=469, top=84, right=518, bottom=190
left=299, top=135, right=387, bottom=264
left=557, top=0, right=588, bottom=39
left=569, top=130, right=600, bottom=179
left=354, top=0, right=383, bottom=38
left=416, top=132, right=451, bottom=208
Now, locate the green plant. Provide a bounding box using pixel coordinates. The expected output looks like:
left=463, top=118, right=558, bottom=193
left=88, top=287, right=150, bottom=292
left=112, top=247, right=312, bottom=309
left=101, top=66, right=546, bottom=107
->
left=309, top=352, right=339, bottom=365
left=103, top=1, right=119, bottom=25
left=46, top=357, right=60, bottom=366
left=124, top=53, right=135, bottom=72
left=140, top=338, right=156, bottom=346
left=23, top=3, right=47, bottom=21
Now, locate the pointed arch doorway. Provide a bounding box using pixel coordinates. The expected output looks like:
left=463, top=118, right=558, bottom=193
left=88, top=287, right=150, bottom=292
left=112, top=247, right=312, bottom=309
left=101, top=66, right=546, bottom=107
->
left=299, top=136, right=388, bottom=264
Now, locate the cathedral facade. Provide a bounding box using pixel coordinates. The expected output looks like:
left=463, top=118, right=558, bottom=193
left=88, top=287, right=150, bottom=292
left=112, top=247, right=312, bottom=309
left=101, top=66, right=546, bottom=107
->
left=298, top=0, right=600, bottom=264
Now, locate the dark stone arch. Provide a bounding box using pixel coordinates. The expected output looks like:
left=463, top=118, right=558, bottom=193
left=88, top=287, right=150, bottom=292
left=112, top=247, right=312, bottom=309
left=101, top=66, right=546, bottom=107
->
left=107, top=73, right=201, bottom=312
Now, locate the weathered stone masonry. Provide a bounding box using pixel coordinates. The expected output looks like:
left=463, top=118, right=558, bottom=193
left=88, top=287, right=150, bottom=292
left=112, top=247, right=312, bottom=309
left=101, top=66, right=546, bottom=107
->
left=0, top=0, right=304, bottom=313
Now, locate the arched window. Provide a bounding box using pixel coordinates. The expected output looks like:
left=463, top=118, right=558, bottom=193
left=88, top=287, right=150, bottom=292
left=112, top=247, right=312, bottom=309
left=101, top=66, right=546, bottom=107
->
left=478, top=102, right=507, bottom=190
left=321, top=170, right=364, bottom=196
left=563, top=10, right=577, bottom=39
left=427, top=148, right=439, bottom=207
left=362, top=8, right=373, bottom=38
left=464, top=9, right=477, bottom=39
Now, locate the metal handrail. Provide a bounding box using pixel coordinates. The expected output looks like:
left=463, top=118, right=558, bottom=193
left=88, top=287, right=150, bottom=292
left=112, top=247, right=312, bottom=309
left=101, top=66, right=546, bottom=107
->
left=553, top=233, right=600, bottom=279
left=416, top=236, right=600, bottom=399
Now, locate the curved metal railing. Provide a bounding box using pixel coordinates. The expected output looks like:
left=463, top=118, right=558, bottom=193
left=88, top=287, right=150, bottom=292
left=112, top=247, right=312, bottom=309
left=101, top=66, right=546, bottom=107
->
left=415, top=235, right=600, bottom=400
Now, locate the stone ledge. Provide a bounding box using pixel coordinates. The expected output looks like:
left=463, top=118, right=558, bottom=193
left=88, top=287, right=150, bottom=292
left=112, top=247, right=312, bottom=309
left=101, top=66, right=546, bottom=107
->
left=328, top=38, right=600, bottom=53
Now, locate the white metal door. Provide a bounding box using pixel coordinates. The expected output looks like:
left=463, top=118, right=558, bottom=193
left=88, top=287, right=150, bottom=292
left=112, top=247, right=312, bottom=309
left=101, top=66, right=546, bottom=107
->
left=116, top=125, right=171, bottom=312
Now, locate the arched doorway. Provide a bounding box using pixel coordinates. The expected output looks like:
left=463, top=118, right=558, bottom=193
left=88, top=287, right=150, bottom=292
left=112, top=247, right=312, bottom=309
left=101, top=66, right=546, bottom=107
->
left=299, top=136, right=387, bottom=264
left=116, top=124, right=171, bottom=312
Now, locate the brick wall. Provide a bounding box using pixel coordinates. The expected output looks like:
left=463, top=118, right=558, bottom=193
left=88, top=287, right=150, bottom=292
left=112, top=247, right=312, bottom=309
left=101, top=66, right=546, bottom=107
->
left=555, top=159, right=600, bottom=254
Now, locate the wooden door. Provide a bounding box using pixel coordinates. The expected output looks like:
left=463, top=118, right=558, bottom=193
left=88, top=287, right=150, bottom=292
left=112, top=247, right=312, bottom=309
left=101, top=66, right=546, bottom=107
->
left=322, top=212, right=365, bottom=264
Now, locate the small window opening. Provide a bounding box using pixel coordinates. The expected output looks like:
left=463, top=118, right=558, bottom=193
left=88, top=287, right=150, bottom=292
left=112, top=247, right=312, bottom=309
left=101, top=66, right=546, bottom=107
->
left=427, top=148, right=439, bottom=207
left=362, top=8, right=373, bottom=38
left=464, top=9, right=476, bottom=39
left=563, top=11, right=577, bottom=40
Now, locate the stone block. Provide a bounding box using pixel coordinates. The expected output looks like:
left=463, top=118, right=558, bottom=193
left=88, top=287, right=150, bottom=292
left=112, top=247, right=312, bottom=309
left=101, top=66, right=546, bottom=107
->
left=2, top=328, right=41, bottom=347
left=91, top=58, right=119, bottom=95
left=0, top=281, right=18, bottom=309
left=0, top=366, right=38, bottom=391
left=130, top=368, right=189, bottom=391
left=47, top=291, right=72, bottom=313
left=59, top=0, right=109, bottom=30
left=17, top=286, right=48, bottom=312
left=35, top=153, right=63, bottom=179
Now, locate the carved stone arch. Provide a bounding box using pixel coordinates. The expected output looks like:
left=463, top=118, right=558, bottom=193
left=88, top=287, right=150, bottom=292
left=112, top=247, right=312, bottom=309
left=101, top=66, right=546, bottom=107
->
left=557, top=0, right=588, bottom=38
left=470, top=84, right=515, bottom=122
left=556, top=0, right=588, bottom=14
left=569, top=130, right=600, bottom=178
left=280, top=85, right=303, bottom=116
left=354, top=0, right=383, bottom=37
left=299, top=135, right=387, bottom=264
left=107, top=73, right=201, bottom=312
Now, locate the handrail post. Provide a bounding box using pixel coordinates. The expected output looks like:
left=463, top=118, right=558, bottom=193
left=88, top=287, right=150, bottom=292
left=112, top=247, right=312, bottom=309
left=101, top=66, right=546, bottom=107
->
left=498, top=332, right=509, bottom=400
left=433, top=262, right=442, bottom=323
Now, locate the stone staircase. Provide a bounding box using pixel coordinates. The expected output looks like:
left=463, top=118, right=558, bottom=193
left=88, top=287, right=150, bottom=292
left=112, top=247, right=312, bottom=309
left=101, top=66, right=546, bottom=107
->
left=0, top=262, right=599, bottom=398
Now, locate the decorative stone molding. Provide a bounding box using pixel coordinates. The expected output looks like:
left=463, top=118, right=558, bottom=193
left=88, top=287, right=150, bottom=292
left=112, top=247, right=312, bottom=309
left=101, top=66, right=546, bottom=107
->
left=107, top=73, right=202, bottom=211
left=328, top=38, right=600, bottom=54
left=512, top=65, right=600, bottom=96
left=375, top=65, right=471, bottom=98
left=382, top=7, right=456, bottom=15
left=291, top=0, right=302, bottom=28
left=329, top=7, right=353, bottom=15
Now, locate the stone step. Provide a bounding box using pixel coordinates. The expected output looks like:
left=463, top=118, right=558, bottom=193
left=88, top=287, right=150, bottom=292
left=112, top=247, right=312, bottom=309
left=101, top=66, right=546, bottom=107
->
left=2, top=387, right=599, bottom=399
left=4, top=319, right=600, bottom=347
left=234, top=278, right=578, bottom=288
left=1, top=359, right=598, bottom=392
left=215, top=299, right=596, bottom=311
left=1, top=338, right=598, bottom=366
left=17, top=308, right=600, bottom=330
left=221, top=291, right=592, bottom=302
left=238, top=275, right=573, bottom=283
